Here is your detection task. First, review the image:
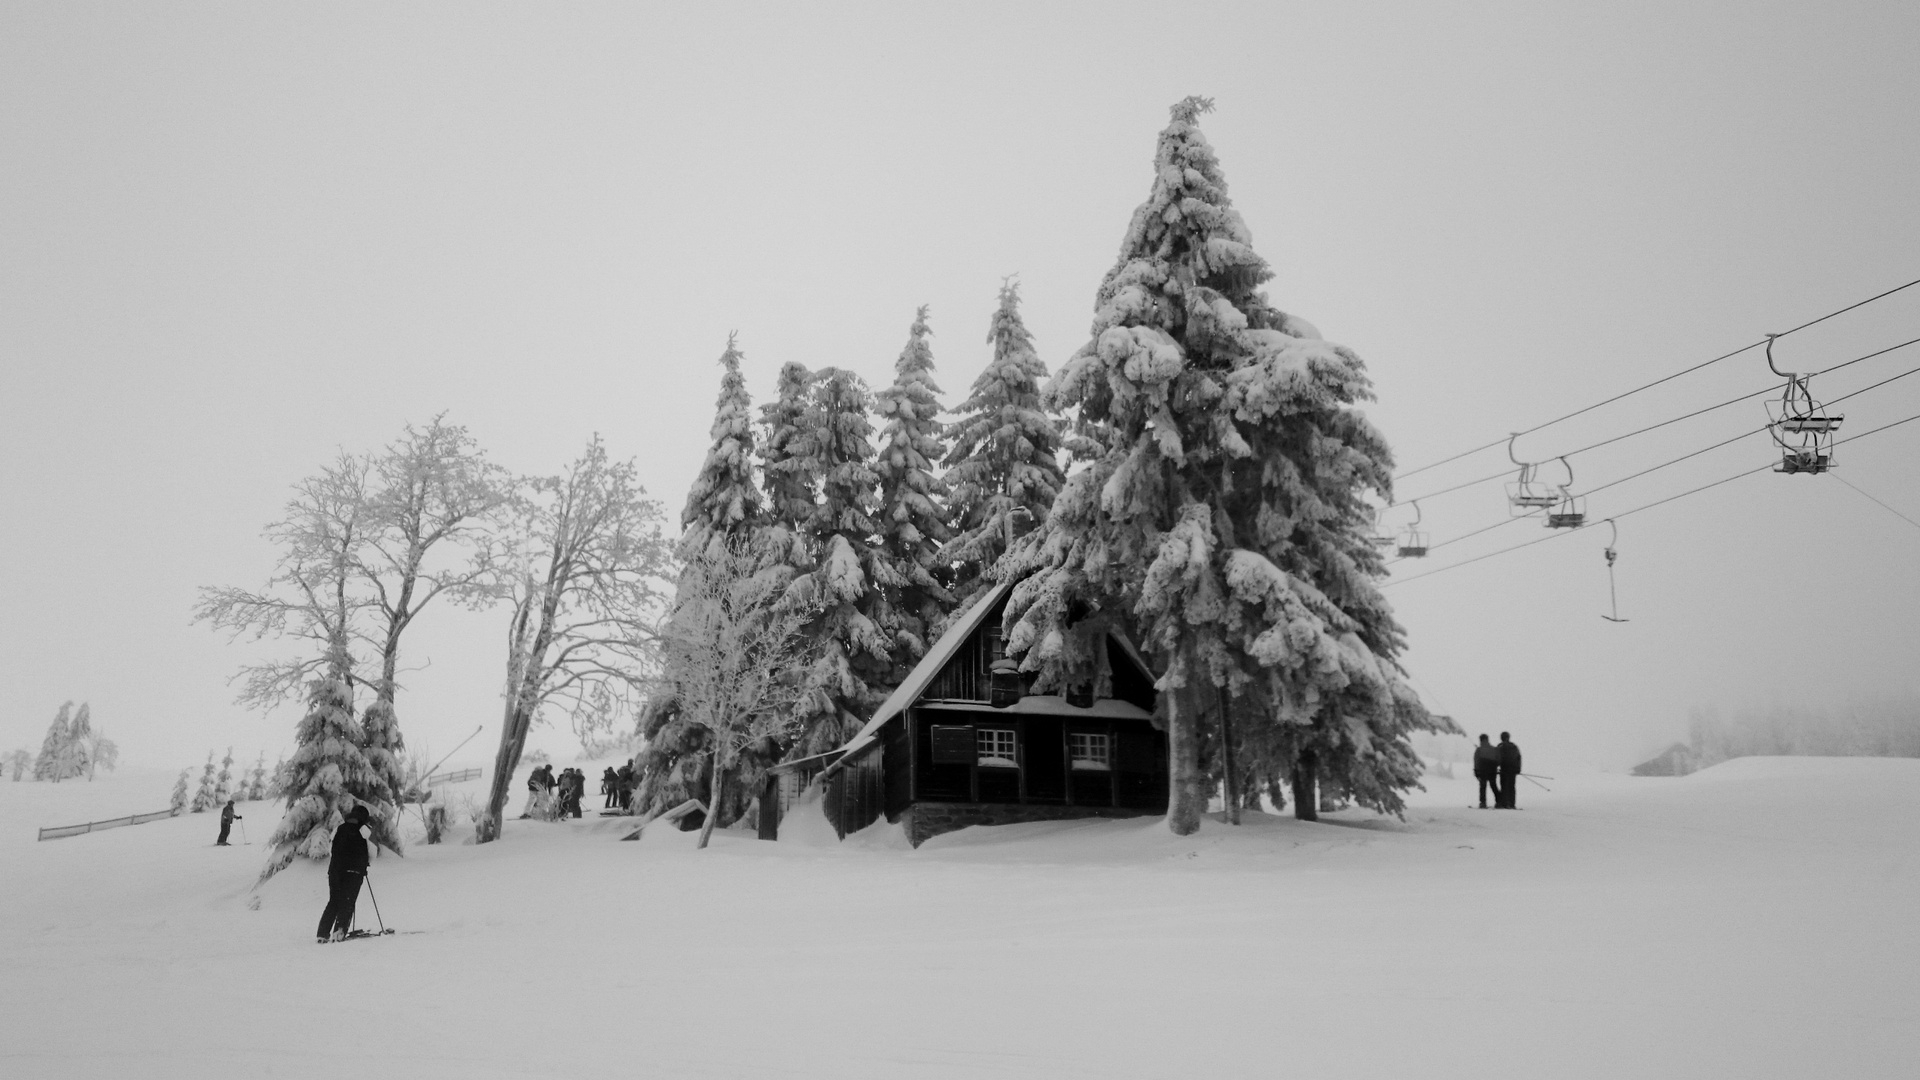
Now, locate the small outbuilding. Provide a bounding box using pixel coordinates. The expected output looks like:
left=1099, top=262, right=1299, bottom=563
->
left=769, top=581, right=1167, bottom=846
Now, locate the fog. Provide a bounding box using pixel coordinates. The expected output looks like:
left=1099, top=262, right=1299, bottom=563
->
left=4, top=2, right=1917, bottom=776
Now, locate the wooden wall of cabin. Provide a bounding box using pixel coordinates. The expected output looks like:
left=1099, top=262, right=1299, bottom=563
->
left=823, top=753, right=884, bottom=839
left=909, top=707, right=1167, bottom=813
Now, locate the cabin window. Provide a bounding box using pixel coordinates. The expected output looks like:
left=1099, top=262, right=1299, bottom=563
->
left=976, top=728, right=1017, bottom=768
left=1069, top=732, right=1111, bottom=771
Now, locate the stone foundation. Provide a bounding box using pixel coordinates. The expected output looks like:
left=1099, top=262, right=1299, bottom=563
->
left=898, top=802, right=1157, bottom=847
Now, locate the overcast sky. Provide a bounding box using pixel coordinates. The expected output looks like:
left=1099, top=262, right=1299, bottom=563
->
left=4, top=1, right=1917, bottom=777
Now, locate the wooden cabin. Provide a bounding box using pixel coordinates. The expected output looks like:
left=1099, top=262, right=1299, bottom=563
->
left=769, top=581, right=1167, bottom=846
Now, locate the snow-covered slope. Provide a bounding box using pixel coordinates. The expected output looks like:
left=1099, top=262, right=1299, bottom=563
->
left=2, top=758, right=1915, bottom=1078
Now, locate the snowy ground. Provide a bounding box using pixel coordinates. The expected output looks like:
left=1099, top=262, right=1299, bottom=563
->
left=2, top=758, right=1916, bottom=1079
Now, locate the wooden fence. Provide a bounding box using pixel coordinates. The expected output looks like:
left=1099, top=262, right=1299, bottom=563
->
left=425, top=767, right=482, bottom=786
left=38, top=808, right=178, bottom=842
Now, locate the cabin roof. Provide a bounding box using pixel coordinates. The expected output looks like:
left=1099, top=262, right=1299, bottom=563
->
left=821, top=579, right=1158, bottom=773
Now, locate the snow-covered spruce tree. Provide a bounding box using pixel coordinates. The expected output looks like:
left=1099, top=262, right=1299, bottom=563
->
left=33, top=702, right=73, bottom=782
left=871, top=307, right=954, bottom=681
left=3, top=750, right=31, bottom=781
left=758, top=361, right=819, bottom=535
left=258, top=645, right=402, bottom=883
left=1003, top=97, right=1451, bottom=835
left=943, top=281, right=1066, bottom=607
left=638, top=337, right=789, bottom=824
left=782, top=367, right=899, bottom=757
left=171, top=769, right=191, bottom=815
left=62, top=703, right=93, bottom=780
left=247, top=753, right=269, bottom=801
left=266, top=754, right=290, bottom=800
left=214, top=747, right=235, bottom=804
left=190, top=751, right=218, bottom=812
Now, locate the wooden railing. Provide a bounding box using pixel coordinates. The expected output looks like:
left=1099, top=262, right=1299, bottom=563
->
left=425, top=767, right=482, bottom=786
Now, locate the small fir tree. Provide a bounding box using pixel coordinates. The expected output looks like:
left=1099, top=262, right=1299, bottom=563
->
left=944, top=280, right=1066, bottom=606
left=63, top=703, right=94, bottom=780
left=871, top=306, right=954, bottom=679
left=190, top=751, right=218, bottom=812
left=358, top=699, right=409, bottom=815
left=247, top=753, right=269, bottom=801
left=33, top=702, right=73, bottom=782
left=257, top=645, right=403, bottom=884
left=214, top=747, right=235, bottom=804
left=265, top=754, right=290, bottom=800
left=4, top=750, right=32, bottom=781
left=170, top=769, right=191, bottom=815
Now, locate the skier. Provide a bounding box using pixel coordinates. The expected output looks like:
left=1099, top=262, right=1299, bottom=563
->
left=316, top=805, right=371, bottom=943
left=1471, top=735, right=1500, bottom=810
left=216, top=798, right=243, bottom=845
left=601, top=766, right=618, bottom=809
left=1496, top=732, right=1523, bottom=809
left=616, top=761, right=635, bottom=811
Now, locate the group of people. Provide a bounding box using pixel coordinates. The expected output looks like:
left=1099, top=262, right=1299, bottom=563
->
left=521, top=764, right=586, bottom=820
left=1471, top=732, right=1525, bottom=809
left=520, top=760, right=640, bottom=820
left=600, top=763, right=636, bottom=811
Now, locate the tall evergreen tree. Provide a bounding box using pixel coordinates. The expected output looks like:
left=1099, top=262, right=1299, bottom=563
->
left=639, top=337, right=786, bottom=822
left=33, top=702, right=73, bottom=782
left=171, top=769, right=191, bottom=815
left=872, top=306, right=954, bottom=676
left=782, top=367, right=896, bottom=755
left=944, top=281, right=1066, bottom=606
left=63, top=703, right=93, bottom=780
left=258, top=644, right=402, bottom=883
left=1004, top=98, right=1450, bottom=835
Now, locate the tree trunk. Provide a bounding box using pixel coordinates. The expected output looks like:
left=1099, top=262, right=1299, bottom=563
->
left=757, top=773, right=781, bottom=841
left=1217, top=686, right=1239, bottom=825
left=696, top=752, right=725, bottom=850
left=1292, top=749, right=1318, bottom=822
left=1166, top=703, right=1204, bottom=835
left=479, top=699, right=530, bottom=843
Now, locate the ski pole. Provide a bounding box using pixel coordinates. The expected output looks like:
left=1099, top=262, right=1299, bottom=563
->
left=239, top=820, right=250, bottom=845
left=1522, top=774, right=1552, bottom=792
left=363, top=872, right=387, bottom=934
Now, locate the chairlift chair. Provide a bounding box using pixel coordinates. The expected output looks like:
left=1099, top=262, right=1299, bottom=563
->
left=1396, top=500, right=1429, bottom=558
left=1543, top=457, right=1585, bottom=528
left=1505, top=435, right=1562, bottom=514
left=1764, top=335, right=1842, bottom=474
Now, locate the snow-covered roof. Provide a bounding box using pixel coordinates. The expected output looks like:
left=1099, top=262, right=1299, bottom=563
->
left=821, top=581, right=1160, bottom=776
left=830, top=580, right=1014, bottom=763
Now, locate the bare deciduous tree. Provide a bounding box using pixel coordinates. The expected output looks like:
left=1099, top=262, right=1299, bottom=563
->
left=478, top=438, right=673, bottom=842
left=195, top=453, right=377, bottom=707
left=659, top=538, right=819, bottom=849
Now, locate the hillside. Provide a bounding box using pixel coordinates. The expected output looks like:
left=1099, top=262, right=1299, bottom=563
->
left=1, top=758, right=1915, bottom=1078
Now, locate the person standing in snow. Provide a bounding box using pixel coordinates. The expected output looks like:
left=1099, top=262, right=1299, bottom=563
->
left=616, top=761, right=635, bottom=812
left=601, top=767, right=617, bottom=809
left=1496, top=732, right=1523, bottom=809
left=1472, top=735, right=1501, bottom=810
left=216, top=798, right=243, bottom=845
left=316, top=805, right=371, bottom=942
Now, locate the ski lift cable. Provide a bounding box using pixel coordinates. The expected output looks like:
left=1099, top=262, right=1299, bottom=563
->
left=1833, top=475, right=1920, bottom=534
left=1381, top=411, right=1920, bottom=588
left=1394, top=358, right=1919, bottom=564
left=1391, top=334, right=1920, bottom=507
left=1390, top=278, right=1920, bottom=483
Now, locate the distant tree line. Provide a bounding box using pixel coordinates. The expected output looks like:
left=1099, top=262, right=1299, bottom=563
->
left=6, top=702, right=118, bottom=782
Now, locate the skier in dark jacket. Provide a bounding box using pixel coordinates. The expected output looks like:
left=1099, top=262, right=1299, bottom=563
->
left=216, top=799, right=243, bottom=845
left=602, top=767, right=618, bottom=809
left=1496, top=732, right=1522, bottom=809
left=1471, top=735, right=1501, bottom=809
left=316, top=805, right=372, bottom=943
